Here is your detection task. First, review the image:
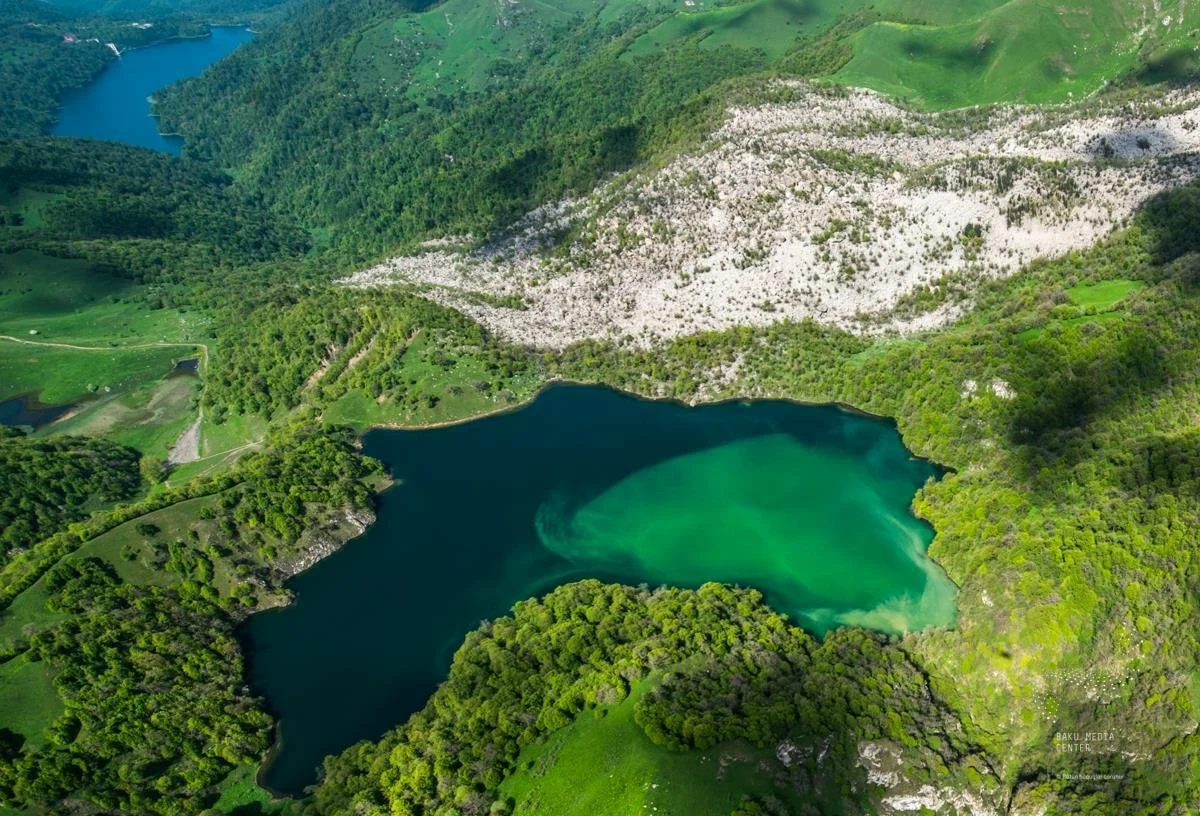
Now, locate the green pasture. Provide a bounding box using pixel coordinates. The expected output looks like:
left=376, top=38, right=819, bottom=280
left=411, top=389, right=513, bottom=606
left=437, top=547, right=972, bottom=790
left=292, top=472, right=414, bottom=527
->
left=835, top=0, right=1179, bottom=108
left=41, top=375, right=199, bottom=458
left=352, top=0, right=609, bottom=99
left=0, top=187, right=64, bottom=229
left=0, top=250, right=204, bottom=441
left=324, top=331, right=540, bottom=429
left=500, top=684, right=800, bottom=816
left=628, top=0, right=856, bottom=60
left=1066, top=278, right=1143, bottom=309
left=0, top=654, right=62, bottom=751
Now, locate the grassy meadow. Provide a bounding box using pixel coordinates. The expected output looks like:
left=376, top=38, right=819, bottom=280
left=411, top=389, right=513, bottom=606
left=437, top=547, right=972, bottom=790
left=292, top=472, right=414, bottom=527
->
left=626, top=0, right=842, bottom=60
left=0, top=249, right=210, bottom=462
left=836, top=0, right=1184, bottom=108
left=0, top=250, right=205, bottom=405
left=350, top=0, right=1197, bottom=115
left=0, top=654, right=62, bottom=751
left=500, top=683, right=801, bottom=816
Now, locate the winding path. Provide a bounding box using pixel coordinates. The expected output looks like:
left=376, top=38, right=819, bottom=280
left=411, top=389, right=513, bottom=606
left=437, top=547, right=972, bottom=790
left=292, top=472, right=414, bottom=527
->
left=0, top=335, right=209, bottom=364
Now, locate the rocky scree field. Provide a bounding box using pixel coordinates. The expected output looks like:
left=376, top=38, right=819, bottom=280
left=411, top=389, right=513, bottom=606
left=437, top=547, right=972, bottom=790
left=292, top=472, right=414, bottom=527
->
left=346, top=82, right=1200, bottom=348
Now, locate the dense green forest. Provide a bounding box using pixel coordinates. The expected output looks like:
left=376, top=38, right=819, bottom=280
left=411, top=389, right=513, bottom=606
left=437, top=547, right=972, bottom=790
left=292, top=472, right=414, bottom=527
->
left=0, top=430, right=143, bottom=565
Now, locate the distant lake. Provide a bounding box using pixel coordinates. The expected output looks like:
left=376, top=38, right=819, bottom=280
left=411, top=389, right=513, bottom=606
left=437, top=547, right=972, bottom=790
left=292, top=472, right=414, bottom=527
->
left=240, top=383, right=958, bottom=794
left=50, top=26, right=253, bottom=153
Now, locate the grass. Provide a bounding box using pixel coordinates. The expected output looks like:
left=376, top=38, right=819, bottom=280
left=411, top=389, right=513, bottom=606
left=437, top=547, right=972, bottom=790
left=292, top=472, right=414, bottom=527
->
left=834, top=0, right=1172, bottom=108
left=352, top=0, right=612, bottom=101
left=1065, top=278, right=1144, bottom=309
left=351, top=0, right=1195, bottom=115
left=1015, top=308, right=1126, bottom=342
left=1015, top=278, right=1145, bottom=342
left=0, top=250, right=206, bottom=458
left=164, top=411, right=267, bottom=485
left=0, top=653, right=62, bottom=750
left=324, top=330, right=542, bottom=429
left=0, top=496, right=228, bottom=652
left=499, top=683, right=800, bottom=816
left=0, top=250, right=206, bottom=407
left=0, top=342, right=187, bottom=406
left=213, top=765, right=292, bottom=814
left=38, top=375, right=200, bottom=459
left=198, top=412, right=268, bottom=457
left=627, top=0, right=853, bottom=60
left=0, top=188, right=64, bottom=229
left=323, top=376, right=537, bottom=430
left=847, top=337, right=923, bottom=367
left=0, top=581, right=64, bottom=652
left=0, top=250, right=205, bottom=346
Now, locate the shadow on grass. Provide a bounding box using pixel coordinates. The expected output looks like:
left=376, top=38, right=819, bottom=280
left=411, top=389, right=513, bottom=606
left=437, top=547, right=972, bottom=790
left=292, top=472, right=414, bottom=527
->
left=1002, top=183, right=1200, bottom=483
left=1132, top=47, right=1200, bottom=87
left=899, top=34, right=994, bottom=72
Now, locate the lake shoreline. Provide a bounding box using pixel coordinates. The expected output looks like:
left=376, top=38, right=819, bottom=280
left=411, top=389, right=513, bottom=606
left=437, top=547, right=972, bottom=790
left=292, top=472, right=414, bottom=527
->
left=359, top=377, right=952, bottom=474
left=251, top=381, right=955, bottom=795
left=47, top=25, right=255, bottom=152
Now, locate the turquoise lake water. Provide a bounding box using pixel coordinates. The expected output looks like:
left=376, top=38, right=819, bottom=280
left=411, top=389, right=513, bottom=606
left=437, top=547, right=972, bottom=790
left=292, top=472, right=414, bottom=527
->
left=50, top=26, right=253, bottom=153
left=241, top=384, right=956, bottom=793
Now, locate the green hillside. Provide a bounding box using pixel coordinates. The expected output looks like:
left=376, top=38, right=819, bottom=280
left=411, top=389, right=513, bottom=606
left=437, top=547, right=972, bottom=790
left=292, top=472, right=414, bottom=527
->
left=157, top=0, right=1200, bottom=263
left=499, top=682, right=803, bottom=816
left=837, top=0, right=1188, bottom=107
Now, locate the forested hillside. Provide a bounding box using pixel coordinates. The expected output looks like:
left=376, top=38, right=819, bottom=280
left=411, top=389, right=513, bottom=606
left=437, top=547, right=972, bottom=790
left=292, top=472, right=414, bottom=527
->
left=156, top=0, right=1200, bottom=262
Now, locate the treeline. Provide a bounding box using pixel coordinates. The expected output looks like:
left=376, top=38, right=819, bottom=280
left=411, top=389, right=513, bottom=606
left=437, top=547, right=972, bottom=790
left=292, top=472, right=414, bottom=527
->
left=0, top=558, right=272, bottom=815
left=310, top=580, right=996, bottom=815
left=0, top=139, right=311, bottom=277
left=0, top=428, right=143, bottom=567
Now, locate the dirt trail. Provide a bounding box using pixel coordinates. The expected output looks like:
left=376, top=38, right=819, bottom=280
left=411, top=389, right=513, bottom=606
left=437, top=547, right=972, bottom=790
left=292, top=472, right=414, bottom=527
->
left=1, top=336, right=211, bottom=377
left=0, top=335, right=208, bottom=355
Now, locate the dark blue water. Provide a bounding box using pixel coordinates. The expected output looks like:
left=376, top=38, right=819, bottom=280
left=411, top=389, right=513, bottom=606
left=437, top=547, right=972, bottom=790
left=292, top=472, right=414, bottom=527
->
left=50, top=26, right=253, bottom=153
left=0, top=394, right=73, bottom=428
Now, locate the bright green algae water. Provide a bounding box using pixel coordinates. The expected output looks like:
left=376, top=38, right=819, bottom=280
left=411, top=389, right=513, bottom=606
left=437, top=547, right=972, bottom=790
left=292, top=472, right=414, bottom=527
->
left=242, top=384, right=956, bottom=793
left=536, top=433, right=956, bottom=634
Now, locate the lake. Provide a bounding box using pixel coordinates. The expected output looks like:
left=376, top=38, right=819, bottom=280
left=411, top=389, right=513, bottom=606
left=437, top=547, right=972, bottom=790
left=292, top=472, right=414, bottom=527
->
left=50, top=26, right=253, bottom=153
left=0, top=394, right=73, bottom=428
left=241, top=383, right=957, bottom=793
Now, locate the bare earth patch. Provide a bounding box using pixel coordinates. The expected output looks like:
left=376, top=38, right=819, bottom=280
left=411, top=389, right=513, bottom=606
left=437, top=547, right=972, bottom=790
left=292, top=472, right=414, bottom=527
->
left=167, top=416, right=201, bottom=466
left=345, top=83, right=1200, bottom=348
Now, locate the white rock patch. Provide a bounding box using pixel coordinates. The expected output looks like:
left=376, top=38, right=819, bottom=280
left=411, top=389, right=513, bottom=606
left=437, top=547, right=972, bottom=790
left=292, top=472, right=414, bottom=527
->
left=346, top=83, right=1200, bottom=348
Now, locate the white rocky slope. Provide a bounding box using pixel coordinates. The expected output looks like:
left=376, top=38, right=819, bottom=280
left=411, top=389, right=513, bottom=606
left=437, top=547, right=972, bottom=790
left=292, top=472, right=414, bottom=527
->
left=345, top=82, right=1200, bottom=348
